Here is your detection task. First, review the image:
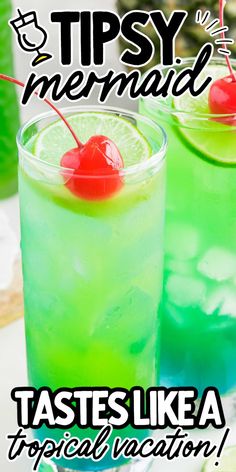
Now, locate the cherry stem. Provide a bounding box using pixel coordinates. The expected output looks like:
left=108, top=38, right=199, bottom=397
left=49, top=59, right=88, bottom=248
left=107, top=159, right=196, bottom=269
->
left=0, top=74, right=83, bottom=148
left=219, top=0, right=236, bottom=81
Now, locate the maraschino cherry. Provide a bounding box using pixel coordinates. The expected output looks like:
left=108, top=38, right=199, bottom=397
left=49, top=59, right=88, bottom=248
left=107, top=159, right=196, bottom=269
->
left=0, top=74, right=124, bottom=201
left=61, top=135, right=124, bottom=201
left=209, top=75, right=236, bottom=117
left=208, top=0, right=236, bottom=122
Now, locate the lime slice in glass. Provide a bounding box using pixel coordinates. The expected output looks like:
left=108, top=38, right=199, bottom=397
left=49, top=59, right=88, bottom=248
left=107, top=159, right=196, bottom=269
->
left=34, top=112, right=152, bottom=167
left=174, top=65, right=229, bottom=115
left=173, top=65, right=236, bottom=165
left=202, top=446, right=236, bottom=472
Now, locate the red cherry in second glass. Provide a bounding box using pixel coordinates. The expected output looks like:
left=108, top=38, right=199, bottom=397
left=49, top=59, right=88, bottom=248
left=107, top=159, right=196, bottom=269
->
left=61, top=135, right=124, bottom=201
left=209, top=76, right=236, bottom=125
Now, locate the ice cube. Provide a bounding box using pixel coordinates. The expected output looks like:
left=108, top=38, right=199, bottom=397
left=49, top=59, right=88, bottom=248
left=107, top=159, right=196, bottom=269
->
left=202, top=286, right=236, bottom=317
left=94, top=286, right=155, bottom=343
left=74, top=258, right=87, bottom=278
left=221, top=290, right=236, bottom=317
left=165, top=274, right=206, bottom=307
left=197, top=247, right=236, bottom=281
left=165, top=222, right=200, bottom=260
left=165, top=257, right=193, bottom=276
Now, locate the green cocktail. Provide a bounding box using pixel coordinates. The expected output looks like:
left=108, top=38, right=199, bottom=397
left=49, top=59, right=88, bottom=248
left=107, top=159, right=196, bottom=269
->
left=0, top=0, right=20, bottom=198
left=17, top=107, right=166, bottom=471
left=140, top=58, right=236, bottom=414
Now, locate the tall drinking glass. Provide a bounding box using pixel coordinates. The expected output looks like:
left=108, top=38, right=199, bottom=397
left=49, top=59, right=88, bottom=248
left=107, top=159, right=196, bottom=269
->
left=17, top=107, right=166, bottom=472
left=0, top=0, right=20, bottom=198
left=140, top=58, right=236, bottom=421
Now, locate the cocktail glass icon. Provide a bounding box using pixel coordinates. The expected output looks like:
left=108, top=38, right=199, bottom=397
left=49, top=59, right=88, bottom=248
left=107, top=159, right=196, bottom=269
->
left=10, top=9, right=52, bottom=67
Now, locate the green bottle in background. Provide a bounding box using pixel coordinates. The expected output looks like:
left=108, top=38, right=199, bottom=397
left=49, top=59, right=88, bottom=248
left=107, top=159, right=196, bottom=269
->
left=0, top=0, right=20, bottom=199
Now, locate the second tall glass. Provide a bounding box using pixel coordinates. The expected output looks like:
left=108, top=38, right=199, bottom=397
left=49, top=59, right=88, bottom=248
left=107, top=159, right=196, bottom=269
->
left=140, top=58, right=236, bottom=420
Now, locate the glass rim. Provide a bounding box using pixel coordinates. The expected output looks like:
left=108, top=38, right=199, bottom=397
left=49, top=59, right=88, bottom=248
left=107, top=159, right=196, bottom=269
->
left=143, top=56, right=236, bottom=120
left=17, top=105, right=167, bottom=178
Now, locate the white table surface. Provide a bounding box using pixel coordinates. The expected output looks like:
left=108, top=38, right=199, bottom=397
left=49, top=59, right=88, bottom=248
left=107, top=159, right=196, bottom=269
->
left=0, top=197, right=236, bottom=472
